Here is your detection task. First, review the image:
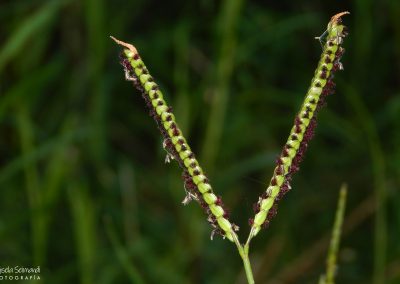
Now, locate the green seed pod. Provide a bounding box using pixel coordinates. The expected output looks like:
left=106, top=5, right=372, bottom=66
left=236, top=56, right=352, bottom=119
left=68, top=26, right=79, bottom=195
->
left=152, top=98, right=165, bottom=108
left=287, top=147, right=297, bottom=158
left=217, top=217, right=232, bottom=232
left=184, top=158, right=197, bottom=168
left=287, top=139, right=301, bottom=150
left=203, top=192, right=218, bottom=205
left=167, top=127, right=175, bottom=138
left=309, top=87, right=322, bottom=98
left=280, top=157, right=292, bottom=172
left=300, top=117, right=310, bottom=128
left=260, top=197, right=274, bottom=211
left=174, top=142, right=187, bottom=153
left=139, top=74, right=151, bottom=84
left=135, top=68, right=144, bottom=76
left=163, top=120, right=174, bottom=131
left=171, top=136, right=183, bottom=145
left=161, top=111, right=174, bottom=121
left=198, top=182, right=211, bottom=194
left=275, top=175, right=285, bottom=187
left=224, top=231, right=234, bottom=242
left=192, top=174, right=206, bottom=185
left=144, top=81, right=155, bottom=92
left=209, top=204, right=224, bottom=218
left=313, top=78, right=326, bottom=88
left=268, top=185, right=280, bottom=198
left=150, top=90, right=162, bottom=100
left=254, top=210, right=267, bottom=227
left=131, top=60, right=143, bottom=69
left=179, top=150, right=192, bottom=160
left=124, top=50, right=135, bottom=59
left=156, top=105, right=169, bottom=116
left=306, top=102, right=317, bottom=113
left=295, top=131, right=304, bottom=142
left=188, top=166, right=202, bottom=176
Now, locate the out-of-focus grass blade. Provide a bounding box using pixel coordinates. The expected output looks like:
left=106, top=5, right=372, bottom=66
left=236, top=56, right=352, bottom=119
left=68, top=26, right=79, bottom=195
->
left=68, top=181, right=97, bottom=284
left=0, top=126, right=89, bottom=184
left=0, top=0, right=66, bottom=73
left=104, top=217, right=145, bottom=284
left=0, top=56, right=65, bottom=120
left=319, top=184, right=347, bottom=284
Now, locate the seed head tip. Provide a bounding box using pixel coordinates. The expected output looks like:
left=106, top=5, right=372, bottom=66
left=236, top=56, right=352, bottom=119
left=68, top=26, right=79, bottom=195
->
left=110, top=36, right=138, bottom=54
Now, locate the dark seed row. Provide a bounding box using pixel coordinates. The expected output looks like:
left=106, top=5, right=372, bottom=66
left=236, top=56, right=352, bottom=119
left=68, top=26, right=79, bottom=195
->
left=119, top=49, right=238, bottom=242
left=249, top=14, right=349, bottom=237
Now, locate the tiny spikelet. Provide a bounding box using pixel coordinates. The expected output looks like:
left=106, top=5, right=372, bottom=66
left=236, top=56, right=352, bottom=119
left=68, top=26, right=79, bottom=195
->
left=250, top=12, right=349, bottom=238
left=112, top=36, right=238, bottom=242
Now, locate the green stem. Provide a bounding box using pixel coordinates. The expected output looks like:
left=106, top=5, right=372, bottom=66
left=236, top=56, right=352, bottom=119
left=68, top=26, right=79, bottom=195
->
left=233, top=235, right=255, bottom=284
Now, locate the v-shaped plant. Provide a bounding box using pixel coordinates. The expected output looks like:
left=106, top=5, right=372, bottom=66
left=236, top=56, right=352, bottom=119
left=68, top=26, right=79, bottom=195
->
left=112, top=12, right=349, bottom=284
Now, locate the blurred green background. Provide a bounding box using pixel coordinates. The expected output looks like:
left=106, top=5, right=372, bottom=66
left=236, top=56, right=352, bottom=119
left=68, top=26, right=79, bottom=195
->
left=1, top=0, right=399, bottom=283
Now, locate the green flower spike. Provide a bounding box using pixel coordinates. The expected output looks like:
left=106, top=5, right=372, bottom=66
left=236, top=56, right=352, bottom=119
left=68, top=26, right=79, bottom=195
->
left=249, top=12, right=349, bottom=239
left=112, top=12, right=349, bottom=284
left=111, top=36, right=239, bottom=242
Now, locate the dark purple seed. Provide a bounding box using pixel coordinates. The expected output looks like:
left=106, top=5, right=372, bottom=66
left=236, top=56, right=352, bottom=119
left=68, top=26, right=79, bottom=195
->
left=253, top=202, right=260, bottom=213
left=261, top=220, right=270, bottom=229
left=282, top=149, right=289, bottom=157
left=325, top=57, right=332, bottom=63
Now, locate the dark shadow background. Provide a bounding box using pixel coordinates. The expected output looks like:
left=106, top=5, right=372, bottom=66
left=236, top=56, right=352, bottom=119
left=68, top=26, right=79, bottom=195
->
left=0, top=0, right=399, bottom=283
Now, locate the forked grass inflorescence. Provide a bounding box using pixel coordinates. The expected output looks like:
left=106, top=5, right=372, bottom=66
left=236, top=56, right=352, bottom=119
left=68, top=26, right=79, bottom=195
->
left=112, top=12, right=349, bottom=284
